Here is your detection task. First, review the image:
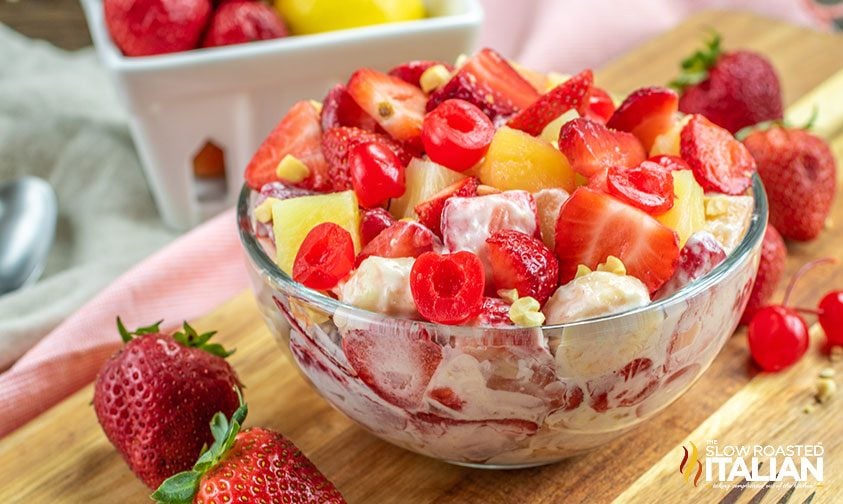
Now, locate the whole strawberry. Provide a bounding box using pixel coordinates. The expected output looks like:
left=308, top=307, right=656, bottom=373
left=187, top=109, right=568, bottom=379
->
left=104, top=0, right=212, bottom=56
left=202, top=0, right=288, bottom=48
left=152, top=404, right=346, bottom=503
left=94, top=319, right=241, bottom=489
left=672, top=33, right=782, bottom=134
left=741, top=225, right=787, bottom=324
left=743, top=126, right=836, bottom=240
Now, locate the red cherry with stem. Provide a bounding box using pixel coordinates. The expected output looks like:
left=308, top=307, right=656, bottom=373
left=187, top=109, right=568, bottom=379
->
left=410, top=251, right=485, bottom=324
left=747, top=307, right=809, bottom=371
left=292, top=222, right=355, bottom=289
left=819, top=291, right=843, bottom=346
left=422, top=99, right=495, bottom=172
left=349, top=142, right=406, bottom=209
left=747, top=257, right=835, bottom=372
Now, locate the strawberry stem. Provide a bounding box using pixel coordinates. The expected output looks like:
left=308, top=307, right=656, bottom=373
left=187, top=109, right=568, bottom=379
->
left=668, top=31, right=721, bottom=92
left=152, top=397, right=248, bottom=504
left=782, top=257, right=837, bottom=307
left=116, top=317, right=163, bottom=343
left=172, top=321, right=235, bottom=358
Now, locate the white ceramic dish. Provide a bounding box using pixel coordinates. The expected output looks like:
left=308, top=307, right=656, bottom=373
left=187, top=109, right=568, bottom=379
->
left=81, top=0, right=483, bottom=229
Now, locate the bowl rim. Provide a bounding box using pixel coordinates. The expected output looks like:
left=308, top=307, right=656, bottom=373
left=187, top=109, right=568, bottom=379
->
left=237, top=175, right=768, bottom=333
left=80, top=0, right=484, bottom=73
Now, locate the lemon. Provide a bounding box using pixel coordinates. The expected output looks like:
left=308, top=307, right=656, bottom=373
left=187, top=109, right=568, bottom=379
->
left=276, top=0, right=425, bottom=35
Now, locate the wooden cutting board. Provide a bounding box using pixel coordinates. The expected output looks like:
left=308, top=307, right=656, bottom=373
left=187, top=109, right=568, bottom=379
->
left=2, top=10, right=843, bottom=504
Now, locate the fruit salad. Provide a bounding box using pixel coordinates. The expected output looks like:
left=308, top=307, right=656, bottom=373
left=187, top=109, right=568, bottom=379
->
left=240, top=48, right=763, bottom=466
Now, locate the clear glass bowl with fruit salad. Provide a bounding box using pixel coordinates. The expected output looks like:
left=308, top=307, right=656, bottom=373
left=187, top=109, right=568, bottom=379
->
left=237, top=49, right=767, bottom=468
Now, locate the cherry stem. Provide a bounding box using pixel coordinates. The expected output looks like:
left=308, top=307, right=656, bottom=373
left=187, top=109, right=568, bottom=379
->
left=792, top=306, right=822, bottom=316
left=782, top=257, right=837, bottom=307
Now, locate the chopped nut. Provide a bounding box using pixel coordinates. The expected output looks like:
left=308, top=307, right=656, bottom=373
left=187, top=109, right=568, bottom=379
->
left=497, top=288, right=519, bottom=304
left=509, top=296, right=545, bottom=327
left=275, top=154, right=310, bottom=183
left=597, top=255, right=627, bottom=276
left=809, top=322, right=825, bottom=341
left=831, top=346, right=843, bottom=363
left=309, top=100, right=323, bottom=114
left=815, top=377, right=837, bottom=404
left=254, top=197, right=280, bottom=223
left=476, top=184, right=501, bottom=196
left=820, top=367, right=836, bottom=379
left=420, top=64, right=452, bottom=93
left=575, top=264, right=592, bottom=278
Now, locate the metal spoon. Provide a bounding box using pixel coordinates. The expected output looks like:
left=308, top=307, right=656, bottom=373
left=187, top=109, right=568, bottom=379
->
left=0, top=177, right=57, bottom=295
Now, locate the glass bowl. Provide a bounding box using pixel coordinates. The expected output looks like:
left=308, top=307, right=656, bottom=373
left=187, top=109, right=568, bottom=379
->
left=236, top=177, right=767, bottom=468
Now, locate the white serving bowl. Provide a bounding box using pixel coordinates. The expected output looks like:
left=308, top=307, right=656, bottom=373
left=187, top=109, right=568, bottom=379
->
left=81, top=0, right=483, bottom=229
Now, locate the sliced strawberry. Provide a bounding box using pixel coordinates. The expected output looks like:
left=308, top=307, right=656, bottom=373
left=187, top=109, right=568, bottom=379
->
left=507, top=69, right=593, bottom=136
left=320, top=83, right=381, bottom=132
left=388, top=60, right=453, bottom=88
left=343, top=327, right=442, bottom=409
left=471, top=297, right=514, bottom=327
left=321, top=126, right=411, bottom=190
left=580, top=86, right=616, bottom=123
left=555, top=187, right=680, bottom=292
left=557, top=117, right=646, bottom=178
left=356, top=220, right=439, bottom=265
left=346, top=68, right=426, bottom=144
left=462, top=49, right=540, bottom=109
left=414, top=177, right=479, bottom=236
left=607, top=86, right=678, bottom=151
left=680, top=114, right=756, bottom=195
left=426, top=72, right=515, bottom=122
left=360, top=207, right=396, bottom=246
left=648, top=154, right=690, bottom=172
left=427, top=48, right=540, bottom=121
left=486, top=230, right=559, bottom=304
left=245, top=101, right=330, bottom=191
left=586, top=358, right=661, bottom=412
left=428, top=386, right=465, bottom=410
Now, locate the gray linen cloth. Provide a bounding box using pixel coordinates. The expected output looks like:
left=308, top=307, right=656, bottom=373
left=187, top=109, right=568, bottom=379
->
left=0, top=25, right=176, bottom=370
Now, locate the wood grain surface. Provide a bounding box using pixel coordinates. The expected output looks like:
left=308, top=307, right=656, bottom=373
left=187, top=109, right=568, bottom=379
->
left=1, top=10, right=843, bottom=504
left=0, top=0, right=92, bottom=50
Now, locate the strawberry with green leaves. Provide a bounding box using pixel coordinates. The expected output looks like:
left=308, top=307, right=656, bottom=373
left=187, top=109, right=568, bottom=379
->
left=94, top=319, right=241, bottom=489
left=152, top=403, right=346, bottom=503
left=671, top=33, right=783, bottom=134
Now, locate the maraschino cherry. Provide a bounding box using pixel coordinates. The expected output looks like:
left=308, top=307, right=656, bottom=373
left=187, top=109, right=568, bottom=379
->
left=819, top=291, right=843, bottom=346
left=747, top=258, right=834, bottom=372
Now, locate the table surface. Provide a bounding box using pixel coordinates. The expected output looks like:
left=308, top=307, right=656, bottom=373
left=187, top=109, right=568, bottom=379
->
left=2, top=9, right=843, bottom=504
left=0, top=0, right=92, bottom=50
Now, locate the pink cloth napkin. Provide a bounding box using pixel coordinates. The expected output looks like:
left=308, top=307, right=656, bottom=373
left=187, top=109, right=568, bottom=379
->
left=0, top=0, right=826, bottom=438
left=0, top=209, right=248, bottom=436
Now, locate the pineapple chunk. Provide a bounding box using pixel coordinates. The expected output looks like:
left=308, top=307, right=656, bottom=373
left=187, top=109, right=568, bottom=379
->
left=477, top=127, right=577, bottom=193
left=389, top=158, right=466, bottom=219
left=657, top=170, right=705, bottom=247
left=650, top=114, right=691, bottom=156
left=540, top=109, right=579, bottom=144
left=271, top=191, right=361, bottom=275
